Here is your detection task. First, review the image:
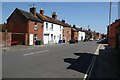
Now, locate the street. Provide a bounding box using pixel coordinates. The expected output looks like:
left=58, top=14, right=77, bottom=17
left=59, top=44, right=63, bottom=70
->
left=2, top=41, right=99, bottom=78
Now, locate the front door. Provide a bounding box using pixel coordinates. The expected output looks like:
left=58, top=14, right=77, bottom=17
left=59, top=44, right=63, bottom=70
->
left=29, top=34, right=33, bottom=45
left=43, top=34, right=49, bottom=44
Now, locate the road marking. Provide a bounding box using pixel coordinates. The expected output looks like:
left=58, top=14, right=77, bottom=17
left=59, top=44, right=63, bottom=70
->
left=83, top=44, right=102, bottom=80
left=23, top=50, right=49, bottom=56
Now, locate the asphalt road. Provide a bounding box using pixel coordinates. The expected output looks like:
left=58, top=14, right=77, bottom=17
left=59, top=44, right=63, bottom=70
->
left=2, top=41, right=99, bottom=78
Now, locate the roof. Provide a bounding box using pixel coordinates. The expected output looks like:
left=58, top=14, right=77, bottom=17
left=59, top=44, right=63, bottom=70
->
left=71, top=27, right=78, bottom=32
left=36, top=13, right=71, bottom=27
left=109, top=19, right=120, bottom=28
left=8, top=8, right=71, bottom=27
left=8, top=8, right=43, bottom=22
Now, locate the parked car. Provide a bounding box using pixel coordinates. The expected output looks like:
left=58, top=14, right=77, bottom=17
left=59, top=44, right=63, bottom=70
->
left=97, top=38, right=108, bottom=44
left=89, top=38, right=94, bottom=41
left=83, top=38, right=89, bottom=42
left=69, top=39, right=76, bottom=44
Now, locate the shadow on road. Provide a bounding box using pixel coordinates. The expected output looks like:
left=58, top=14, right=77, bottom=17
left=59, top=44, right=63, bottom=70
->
left=64, top=52, right=96, bottom=74
left=89, top=45, right=120, bottom=79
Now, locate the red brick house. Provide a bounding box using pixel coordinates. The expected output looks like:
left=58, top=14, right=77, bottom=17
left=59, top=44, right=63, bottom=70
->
left=71, top=25, right=79, bottom=40
left=108, top=19, right=120, bottom=48
left=116, top=20, right=120, bottom=49
left=6, top=7, right=43, bottom=45
left=61, top=20, right=72, bottom=43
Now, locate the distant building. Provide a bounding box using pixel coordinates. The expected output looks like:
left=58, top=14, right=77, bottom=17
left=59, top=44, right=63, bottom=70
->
left=62, top=20, right=72, bottom=43
left=71, top=25, right=79, bottom=40
left=78, top=31, right=85, bottom=41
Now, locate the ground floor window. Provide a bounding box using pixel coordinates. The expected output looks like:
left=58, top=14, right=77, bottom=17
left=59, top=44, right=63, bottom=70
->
left=51, top=34, right=53, bottom=40
left=59, top=34, right=61, bottom=40
left=34, top=34, right=38, bottom=41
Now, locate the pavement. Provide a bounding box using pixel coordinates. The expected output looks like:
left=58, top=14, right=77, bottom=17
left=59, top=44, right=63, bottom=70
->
left=1, top=43, right=68, bottom=51
left=2, top=41, right=99, bottom=78
left=89, top=44, right=120, bottom=79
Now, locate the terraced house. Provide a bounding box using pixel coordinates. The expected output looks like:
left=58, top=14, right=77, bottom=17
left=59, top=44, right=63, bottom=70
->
left=6, top=7, right=43, bottom=46
left=36, top=8, right=63, bottom=44
left=6, top=6, right=72, bottom=45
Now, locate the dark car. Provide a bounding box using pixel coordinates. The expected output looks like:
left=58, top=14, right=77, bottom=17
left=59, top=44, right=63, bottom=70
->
left=97, top=39, right=108, bottom=44
left=69, top=39, right=76, bottom=44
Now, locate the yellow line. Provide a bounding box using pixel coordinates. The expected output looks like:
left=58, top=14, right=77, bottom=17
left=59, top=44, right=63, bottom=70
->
left=83, top=44, right=102, bottom=80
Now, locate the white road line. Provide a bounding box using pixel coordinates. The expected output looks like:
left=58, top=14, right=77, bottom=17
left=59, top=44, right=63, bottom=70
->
left=83, top=44, right=102, bottom=80
left=23, top=50, right=49, bottom=56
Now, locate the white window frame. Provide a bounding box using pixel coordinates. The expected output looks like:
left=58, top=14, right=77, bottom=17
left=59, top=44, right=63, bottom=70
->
left=34, top=22, right=38, bottom=30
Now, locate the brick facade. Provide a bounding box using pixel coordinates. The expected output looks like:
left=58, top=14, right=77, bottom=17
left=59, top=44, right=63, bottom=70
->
left=108, top=19, right=120, bottom=48
left=28, top=21, right=43, bottom=45
left=63, top=27, right=72, bottom=42
left=6, top=8, right=43, bottom=45
left=0, top=32, right=11, bottom=48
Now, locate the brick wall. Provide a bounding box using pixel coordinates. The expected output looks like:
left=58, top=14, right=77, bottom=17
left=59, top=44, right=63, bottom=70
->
left=74, top=31, right=78, bottom=40
left=108, top=20, right=120, bottom=48
left=63, top=27, right=71, bottom=42
left=7, top=10, right=28, bottom=33
left=28, top=21, right=43, bottom=45
left=0, top=32, right=11, bottom=48
left=6, top=9, right=43, bottom=45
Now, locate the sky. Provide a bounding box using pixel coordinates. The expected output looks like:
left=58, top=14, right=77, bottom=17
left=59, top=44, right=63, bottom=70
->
left=118, top=2, right=120, bottom=19
left=1, top=2, right=118, bottom=34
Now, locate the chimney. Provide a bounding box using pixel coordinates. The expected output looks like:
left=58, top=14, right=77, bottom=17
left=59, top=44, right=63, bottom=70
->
left=80, top=27, right=82, bottom=30
left=40, top=8, right=44, bottom=15
left=30, top=7, right=36, bottom=16
left=73, top=25, right=76, bottom=28
left=62, top=20, right=65, bottom=23
left=115, top=19, right=118, bottom=22
left=52, top=12, right=57, bottom=19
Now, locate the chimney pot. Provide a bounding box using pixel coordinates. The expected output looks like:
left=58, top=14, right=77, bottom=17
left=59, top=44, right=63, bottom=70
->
left=30, top=7, right=36, bottom=16
left=62, top=20, right=65, bottom=23
left=73, top=25, right=76, bottom=28
left=52, top=12, right=57, bottom=19
left=40, top=8, right=44, bottom=15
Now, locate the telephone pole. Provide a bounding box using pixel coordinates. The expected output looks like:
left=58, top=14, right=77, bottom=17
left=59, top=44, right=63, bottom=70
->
left=109, top=2, right=112, bottom=25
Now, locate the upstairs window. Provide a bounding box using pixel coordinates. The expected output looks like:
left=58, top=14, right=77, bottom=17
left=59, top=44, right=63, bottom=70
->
left=46, top=23, right=48, bottom=31
left=60, top=26, right=61, bottom=31
left=34, top=22, right=38, bottom=30
left=51, top=24, right=53, bottom=31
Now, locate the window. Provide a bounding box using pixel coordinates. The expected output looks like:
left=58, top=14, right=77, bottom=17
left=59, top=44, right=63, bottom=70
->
left=63, top=29, right=64, bottom=33
left=34, top=34, right=38, bottom=41
left=60, top=26, right=61, bottom=31
left=34, top=22, right=38, bottom=30
left=54, top=36, right=56, bottom=40
left=51, top=24, right=53, bottom=31
left=46, top=23, right=48, bottom=31
left=51, top=34, right=53, bottom=40
left=59, top=34, right=61, bottom=40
